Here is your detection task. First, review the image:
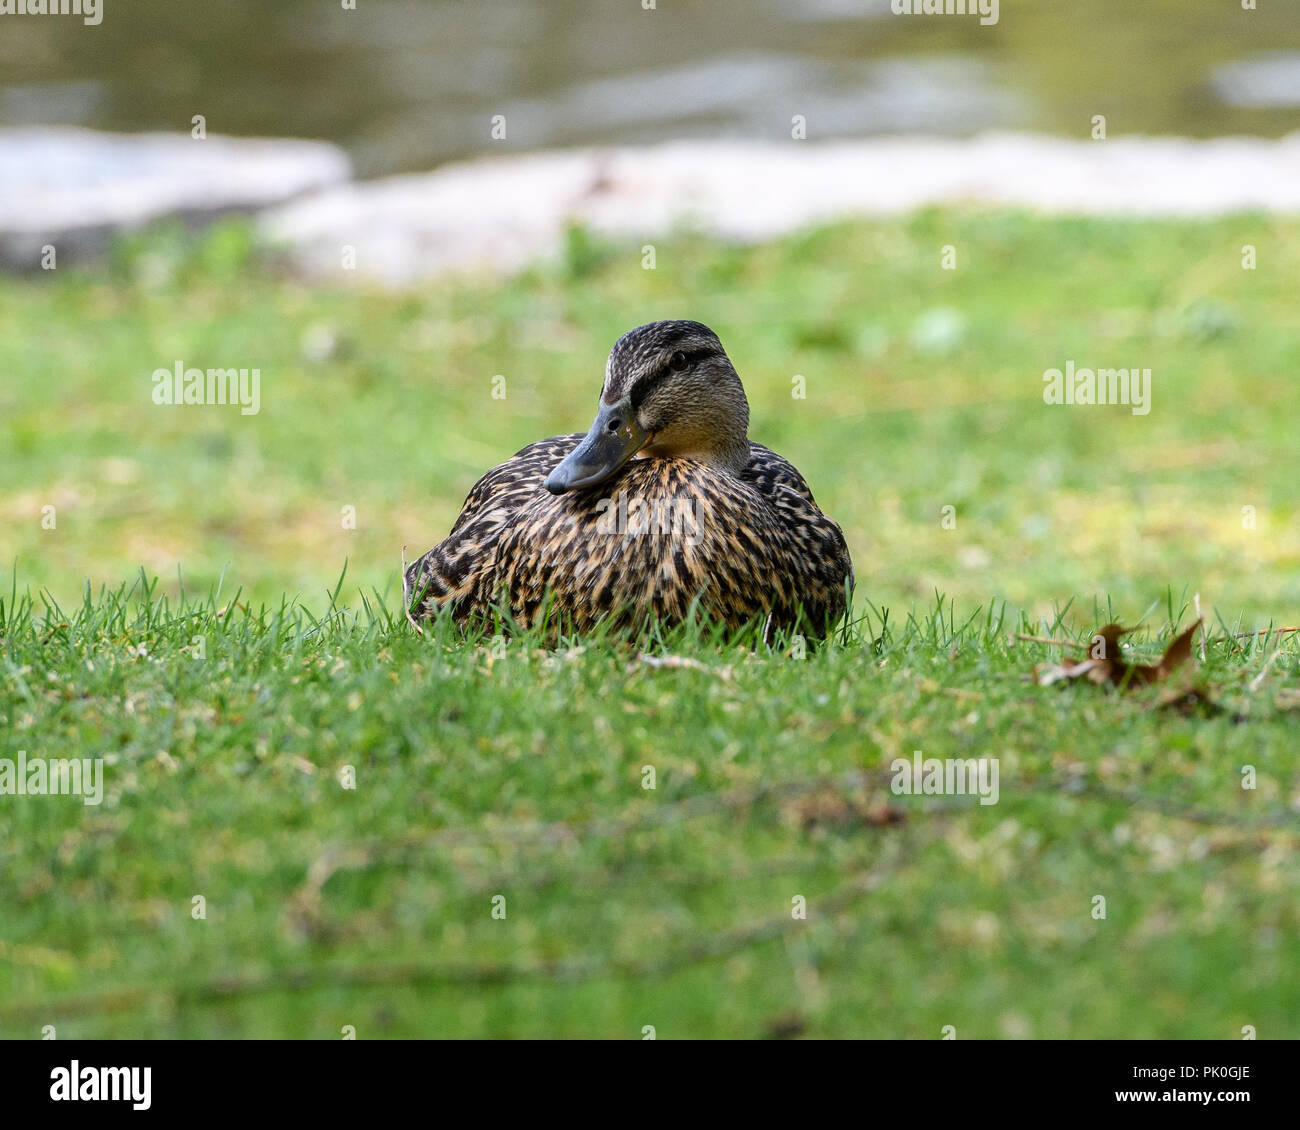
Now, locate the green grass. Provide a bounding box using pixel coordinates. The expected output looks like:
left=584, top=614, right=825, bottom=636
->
left=1, top=578, right=1296, bottom=1039
left=1, top=211, right=1298, bottom=1037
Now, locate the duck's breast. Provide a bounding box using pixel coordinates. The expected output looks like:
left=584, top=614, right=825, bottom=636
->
left=495, top=457, right=849, bottom=633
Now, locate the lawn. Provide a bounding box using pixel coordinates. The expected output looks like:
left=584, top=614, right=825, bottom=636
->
left=1, top=211, right=1297, bottom=1037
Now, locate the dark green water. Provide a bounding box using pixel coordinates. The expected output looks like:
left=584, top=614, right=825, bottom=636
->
left=1, top=0, right=1297, bottom=176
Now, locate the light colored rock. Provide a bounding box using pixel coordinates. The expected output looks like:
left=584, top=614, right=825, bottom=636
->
left=261, top=153, right=601, bottom=285
left=259, top=132, right=1300, bottom=286
left=1211, top=52, right=1300, bottom=108
left=0, top=127, right=351, bottom=270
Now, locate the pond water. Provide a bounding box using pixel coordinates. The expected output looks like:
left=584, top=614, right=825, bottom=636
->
left=0, top=0, right=1297, bottom=177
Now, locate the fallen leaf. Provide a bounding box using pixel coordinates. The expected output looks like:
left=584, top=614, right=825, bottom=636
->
left=1033, top=619, right=1202, bottom=691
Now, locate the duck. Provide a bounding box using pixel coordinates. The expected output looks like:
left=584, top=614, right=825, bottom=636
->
left=403, top=320, right=853, bottom=637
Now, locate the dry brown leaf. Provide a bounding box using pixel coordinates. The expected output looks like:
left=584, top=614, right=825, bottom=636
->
left=1033, top=619, right=1202, bottom=691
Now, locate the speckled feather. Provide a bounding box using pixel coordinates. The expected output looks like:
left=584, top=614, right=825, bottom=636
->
left=403, top=434, right=853, bottom=636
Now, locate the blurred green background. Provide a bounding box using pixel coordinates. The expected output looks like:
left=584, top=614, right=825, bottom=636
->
left=3, top=0, right=1298, bottom=620
left=2, top=211, right=1297, bottom=623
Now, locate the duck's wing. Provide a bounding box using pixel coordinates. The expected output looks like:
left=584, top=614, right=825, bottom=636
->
left=740, top=441, right=819, bottom=505
left=405, top=434, right=582, bottom=618
left=739, top=441, right=855, bottom=619
left=449, top=435, right=582, bottom=534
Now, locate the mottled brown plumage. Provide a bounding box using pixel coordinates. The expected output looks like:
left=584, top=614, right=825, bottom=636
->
left=404, top=321, right=853, bottom=637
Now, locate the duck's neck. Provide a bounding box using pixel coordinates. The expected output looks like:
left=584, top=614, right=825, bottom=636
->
left=709, top=395, right=751, bottom=473
left=713, top=432, right=752, bottom=474
left=642, top=428, right=750, bottom=474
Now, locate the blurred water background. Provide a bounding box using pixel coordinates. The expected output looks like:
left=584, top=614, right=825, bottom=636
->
left=1, top=0, right=1297, bottom=177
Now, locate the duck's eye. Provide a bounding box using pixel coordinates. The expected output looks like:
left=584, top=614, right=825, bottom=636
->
left=668, top=350, right=688, bottom=371
left=607, top=418, right=623, bottom=433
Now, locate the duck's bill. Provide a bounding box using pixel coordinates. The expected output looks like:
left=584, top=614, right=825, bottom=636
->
left=544, top=401, right=646, bottom=494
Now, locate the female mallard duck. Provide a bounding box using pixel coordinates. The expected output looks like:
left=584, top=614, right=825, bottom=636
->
left=403, top=320, right=853, bottom=637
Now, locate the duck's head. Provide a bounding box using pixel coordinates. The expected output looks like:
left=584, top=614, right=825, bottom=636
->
left=544, top=320, right=750, bottom=495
